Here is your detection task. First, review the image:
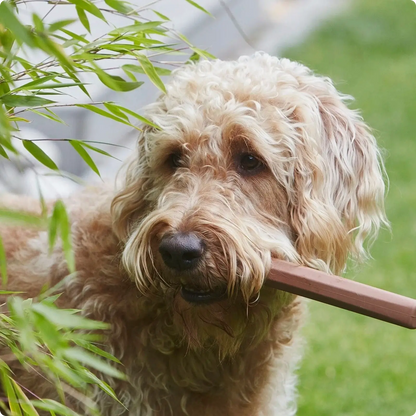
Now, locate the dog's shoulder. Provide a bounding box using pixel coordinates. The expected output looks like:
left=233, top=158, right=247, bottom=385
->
left=0, top=186, right=123, bottom=298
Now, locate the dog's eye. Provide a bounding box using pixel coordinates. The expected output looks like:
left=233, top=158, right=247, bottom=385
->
left=168, top=153, right=183, bottom=169
left=238, top=153, right=263, bottom=173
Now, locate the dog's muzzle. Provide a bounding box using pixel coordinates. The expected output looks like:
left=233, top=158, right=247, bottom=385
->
left=158, top=232, right=226, bottom=304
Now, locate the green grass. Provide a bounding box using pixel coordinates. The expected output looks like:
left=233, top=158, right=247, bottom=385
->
left=283, top=0, right=416, bottom=414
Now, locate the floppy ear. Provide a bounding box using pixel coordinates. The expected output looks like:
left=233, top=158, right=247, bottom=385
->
left=111, top=132, right=153, bottom=242
left=288, top=77, right=387, bottom=274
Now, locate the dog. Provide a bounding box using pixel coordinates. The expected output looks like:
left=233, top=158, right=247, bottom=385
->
left=0, top=53, right=387, bottom=415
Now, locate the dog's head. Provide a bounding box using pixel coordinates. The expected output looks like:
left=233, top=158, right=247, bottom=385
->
left=111, top=53, right=387, bottom=351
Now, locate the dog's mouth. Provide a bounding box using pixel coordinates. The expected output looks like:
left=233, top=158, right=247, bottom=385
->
left=180, top=285, right=227, bottom=304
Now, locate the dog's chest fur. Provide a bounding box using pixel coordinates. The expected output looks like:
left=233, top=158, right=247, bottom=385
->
left=1, top=193, right=302, bottom=416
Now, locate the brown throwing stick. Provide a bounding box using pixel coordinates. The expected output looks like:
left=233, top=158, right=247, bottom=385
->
left=266, top=260, right=416, bottom=329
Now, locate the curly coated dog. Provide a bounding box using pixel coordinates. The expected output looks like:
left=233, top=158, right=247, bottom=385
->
left=0, top=53, right=387, bottom=415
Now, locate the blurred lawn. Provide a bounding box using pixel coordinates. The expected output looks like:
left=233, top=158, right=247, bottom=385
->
left=283, top=0, right=416, bottom=414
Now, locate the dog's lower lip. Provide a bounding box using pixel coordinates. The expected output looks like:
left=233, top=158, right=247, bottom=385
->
left=180, top=286, right=226, bottom=304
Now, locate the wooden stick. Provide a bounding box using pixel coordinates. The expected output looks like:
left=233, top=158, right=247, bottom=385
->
left=266, top=260, right=416, bottom=329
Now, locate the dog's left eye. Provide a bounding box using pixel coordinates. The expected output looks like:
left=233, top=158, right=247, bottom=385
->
left=168, top=153, right=183, bottom=169
left=238, top=153, right=263, bottom=173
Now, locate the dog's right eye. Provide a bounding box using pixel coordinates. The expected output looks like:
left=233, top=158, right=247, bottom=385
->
left=168, top=153, right=183, bottom=169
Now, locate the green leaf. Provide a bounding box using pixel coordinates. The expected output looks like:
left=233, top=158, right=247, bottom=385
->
left=16, top=75, right=58, bottom=90
left=48, top=203, right=60, bottom=253
left=115, top=105, right=160, bottom=130
left=82, top=368, right=125, bottom=406
left=22, top=140, right=59, bottom=170
left=136, top=54, right=166, bottom=93
left=63, top=348, right=126, bottom=380
left=96, top=72, right=143, bottom=92
left=104, top=0, right=132, bottom=13
left=152, top=10, right=170, bottom=21
left=0, top=209, right=46, bottom=227
left=52, top=200, right=75, bottom=272
left=33, top=312, right=66, bottom=352
left=71, top=140, right=118, bottom=160
left=76, top=104, right=141, bottom=130
left=69, top=140, right=100, bottom=177
left=21, top=82, right=84, bottom=91
left=0, top=370, right=23, bottom=416
left=0, top=2, right=33, bottom=46
left=190, top=47, right=216, bottom=60
left=32, top=13, right=45, bottom=32
left=122, top=64, right=171, bottom=76
left=108, top=21, right=164, bottom=36
left=31, top=303, right=109, bottom=330
left=103, top=102, right=129, bottom=120
left=74, top=339, right=121, bottom=364
left=32, top=399, right=82, bottom=416
left=11, top=378, right=40, bottom=416
left=30, top=108, right=65, bottom=124
left=0, top=235, right=7, bottom=286
left=0, top=144, right=8, bottom=159
left=48, top=19, right=77, bottom=33
left=76, top=6, right=91, bottom=33
left=67, top=0, right=106, bottom=21
left=185, top=0, right=214, bottom=17
left=0, top=94, right=55, bottom=107
left=60, top=29, right=88, bottom=44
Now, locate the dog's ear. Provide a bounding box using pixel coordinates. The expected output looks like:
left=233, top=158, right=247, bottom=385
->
left=288, top=77, right=387, bottom=274
left=111, top=132, right=152, bottom=242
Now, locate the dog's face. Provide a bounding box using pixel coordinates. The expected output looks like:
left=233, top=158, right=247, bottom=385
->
left=112, top=54, right=386, bottom=350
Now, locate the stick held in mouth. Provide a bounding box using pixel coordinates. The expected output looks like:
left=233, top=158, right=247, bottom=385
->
left=266, top=260, right=416, bottom=329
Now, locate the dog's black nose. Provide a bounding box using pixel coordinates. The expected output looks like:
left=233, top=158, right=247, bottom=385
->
left=159, top=233, right=204, bottom=270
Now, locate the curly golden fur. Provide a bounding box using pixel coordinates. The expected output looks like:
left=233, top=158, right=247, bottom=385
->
left=0, top=53, right=387, bottom=415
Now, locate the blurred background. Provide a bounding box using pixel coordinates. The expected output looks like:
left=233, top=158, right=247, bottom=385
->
left=2, top=0, right=416, bottom=414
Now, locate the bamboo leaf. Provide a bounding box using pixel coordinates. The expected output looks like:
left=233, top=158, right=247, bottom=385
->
left=103, top=102, right=129, bottom=120
left=0, top=361, right=23, bottom=416
left=152, top=10, right=170, bottom=21
left=0, top=209, right=46, bottom=227
left=104, top=0, right=132, bottom=13
left=136, top=54, right=166, bottom=93
left=0, top=2, right=33, bottom=46
left=60, top=29, right=89, bottom=44
left=48, top=203, right=60, bottom=253
left=29, top=108, right=65, bottom=124
left=32, top=399, right=82, bottom=416
left=10, top=379, right=39, bottom=416
left=74, top=339, right=122, bottom=364
left=76, top=6, right=91, bottom=33
left=108, top=21, right=164, bottom=36
left=190, top=47, right=216, bottom=59
left=0, top=144, right=8, bottom=159
left=70, top=140, right=118, bottom=159
left=32, top=303, right=109, bottom=330
left=48, top=19, right=77, bottom=33
left=63, top=348, right=126, bottom=380
left=76, top=104, right=141, bottom=130
left=16, top=75, right=58, bottom=90
left=0, top=236, right=7, bottom=286
left=67, top=0, right=106, bottom=21
left=22, top=140, right=59, bottom=170
left=185, top=0, right=214, bottom=17
left=96, top=72, right=143, bottom=92
left=0, top=95, right=55, bottom=107
left=53, top=200, right=75, bottom=272
left=122, top=64, right=171, bottom=76
left=115, top=105, right=160, bottom=129
left=82, top=368, right=125, bottom=406
left=69, top=140, right=100, bottom=177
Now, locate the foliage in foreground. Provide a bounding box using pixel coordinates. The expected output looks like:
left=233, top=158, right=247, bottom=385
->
left=0, top=0, right=211, bottom=413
